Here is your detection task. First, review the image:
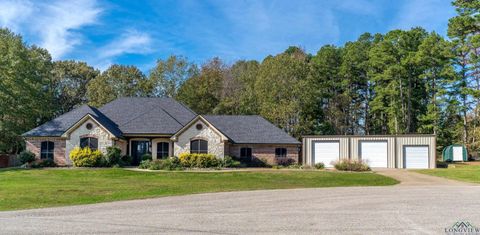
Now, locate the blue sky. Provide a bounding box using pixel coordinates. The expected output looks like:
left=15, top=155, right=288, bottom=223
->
left=0, top=0, right=456, bottom=71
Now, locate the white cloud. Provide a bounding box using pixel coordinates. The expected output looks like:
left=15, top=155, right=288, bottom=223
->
left=98, top=30, right=152, bottom=58
left=93, top=30, right=153, bottom=70
left=393, top=0, right=455, bottom=34
left=37, top=0, right=102, bottom=59
left=0, top=0, right=33, bottom=31
left=0, top=0, right=101, bottom=59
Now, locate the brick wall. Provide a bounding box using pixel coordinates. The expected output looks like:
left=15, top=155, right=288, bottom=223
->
left=228, top=144, right=300, bottom=165
left=25, top=137, right=67, bottom=166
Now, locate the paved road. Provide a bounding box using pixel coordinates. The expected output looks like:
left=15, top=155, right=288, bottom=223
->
left=1, top=185, right=480, bottom=234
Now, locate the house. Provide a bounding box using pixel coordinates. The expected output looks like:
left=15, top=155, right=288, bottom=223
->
left=23, top=97, right=300, bottom=166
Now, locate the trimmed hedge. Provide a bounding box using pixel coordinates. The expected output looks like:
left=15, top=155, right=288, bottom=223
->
left=178, top=153, right=219, bottom=168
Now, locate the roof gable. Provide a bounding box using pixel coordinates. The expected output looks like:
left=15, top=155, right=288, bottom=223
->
left=61, top=114, right=119, bottom=138
left=23, top=97, right=197, bottom=137
left=22, top=105, right=121, bottom=137
left=171, top=115, right=228, bottom=141
left=202, top=115, right=300, bottom=144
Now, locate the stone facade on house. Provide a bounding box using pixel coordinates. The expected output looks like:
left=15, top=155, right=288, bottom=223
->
left=228, top=144, right=299, bottom=165
left=25, top=137, right=67, bottom=165
left=173, top=119, right=225, bottom=158
left=65, top=119, right=114, bottom=165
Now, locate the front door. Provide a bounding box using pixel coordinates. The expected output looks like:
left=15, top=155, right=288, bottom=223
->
left=131, top=140, right=150, bottom=165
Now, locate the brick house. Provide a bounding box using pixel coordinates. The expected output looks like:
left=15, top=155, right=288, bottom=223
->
left=23, top=97, right=300, bottom=166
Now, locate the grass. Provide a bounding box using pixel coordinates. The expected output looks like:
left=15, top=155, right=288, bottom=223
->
left=0, top=168, right=398, bottom=211
left=416, top=164, right=480, bottom=183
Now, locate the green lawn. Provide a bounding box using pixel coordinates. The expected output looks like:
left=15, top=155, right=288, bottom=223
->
left=0, top=168, right=398, bottom=211
left=416, top=164, right=480, bottom=183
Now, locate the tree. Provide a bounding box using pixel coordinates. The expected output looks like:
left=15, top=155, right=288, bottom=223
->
left=255, top=47, right=310, bottom=137
left=87, top=65, right=150, bottom=107
left=52, top=60, right=99, bottom=115
left=415, top=33, right=455, bottom=135
left=339, top=33, right=377, bottom=134
left=0, top=28, right=55, bottom=153
left=448, top=0, right=480, bottom=148
left=306, top=45, right=344, bottom=135
left=176, top=58, right=227, bottom=114
left=214, top=60, right=260, bottom=115
left=368, top=28, right=429, bottom=134
left=149, top=55, right=198, bottom=98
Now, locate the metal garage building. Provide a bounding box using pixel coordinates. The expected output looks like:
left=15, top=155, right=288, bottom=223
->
left=302, top=135, right=436, bottom=169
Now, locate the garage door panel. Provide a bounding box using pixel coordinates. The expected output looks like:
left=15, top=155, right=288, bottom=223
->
left=313, top=142, right=339, bottom=167
left=360, top=142, right=388, bottom=168
left=404, top=146, right=429, bottom=169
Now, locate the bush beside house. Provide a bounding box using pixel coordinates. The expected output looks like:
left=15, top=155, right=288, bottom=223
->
left=19, top=151, right=36, bottom=164
left=70, top=147, right=104, bottom=167
left=139, top=154, right=242, bottom=170
left=70, top=146, right=131, bottom=167
left=18, top=150, right=57, bottom=168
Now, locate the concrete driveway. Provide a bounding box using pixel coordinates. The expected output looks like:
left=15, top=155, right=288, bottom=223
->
left=374, top=168, right=476, bottom=186
left=1, top=185, right=480, bottom=234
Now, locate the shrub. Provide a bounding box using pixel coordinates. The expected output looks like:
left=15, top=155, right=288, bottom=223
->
left=121, top=155, right=132, bottom=166
left=19, top=151, right=36, bottom=164
left=275, top=158, right=295, bottom=166
left=333, top=159, right=370, bottom=172
left=104, top=146, right=122, bottom=167
left=70, top=147, right=104, bottom=167
left=436, top=161, right=448, bottom=168
left=141, top=153, right=152, bottom=161
left=178, top=153, right=220, bottom=168
left=287, top=164, right=304, bottom=169
left=314, top=162, right=325, bottom=169
left=151, top=158, right=183, bottom=170
left=272, top=165, right=284, bottom=169
left=138, top=160, right=151, bottom=169
left=31, top=159, right=57, bottom=168
left=221, top=156, right=241, bottom=168
left=138, top=158, right=183, bottom=170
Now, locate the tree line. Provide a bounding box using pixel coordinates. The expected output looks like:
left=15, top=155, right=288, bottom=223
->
left=0, top=1, right=478, bottom=154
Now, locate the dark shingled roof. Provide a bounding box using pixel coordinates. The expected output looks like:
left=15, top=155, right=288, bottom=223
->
left=23, top=97, right=196, bottom=137
left=99, top=97, right=196, bottom=134
left=23, top=98, right=299, bottom=144
left=22, top=105, right=122, bottom=137
left=203, top=115, right=300, bottom=144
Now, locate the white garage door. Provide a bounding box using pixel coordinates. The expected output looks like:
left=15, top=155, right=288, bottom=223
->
left=404, top=146, right=429, bottom=169
left=453, top=146, right=463, bottom=161
left=360, top=142, right=388, bottom=168
left=313, top=142, right=339, bottom=167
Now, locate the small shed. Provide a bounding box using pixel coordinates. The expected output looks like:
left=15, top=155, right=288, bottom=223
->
left=442, top=145, right=468, bottom=162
